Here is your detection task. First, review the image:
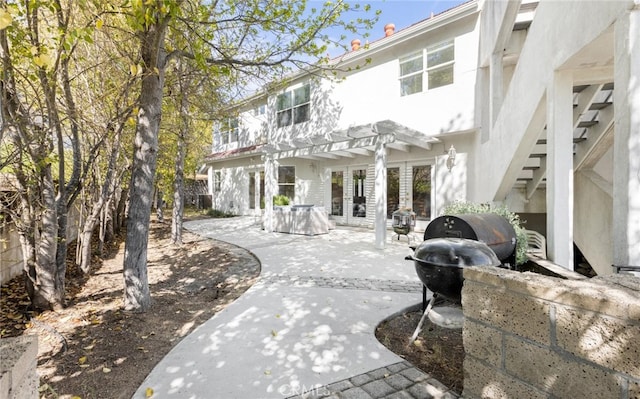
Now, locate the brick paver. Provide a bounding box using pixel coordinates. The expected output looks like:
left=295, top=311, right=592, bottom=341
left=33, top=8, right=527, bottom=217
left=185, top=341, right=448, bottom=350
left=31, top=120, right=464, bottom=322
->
left=286, top=362, right=460, bottom=399
left=260, top=275, right=423, bottom=293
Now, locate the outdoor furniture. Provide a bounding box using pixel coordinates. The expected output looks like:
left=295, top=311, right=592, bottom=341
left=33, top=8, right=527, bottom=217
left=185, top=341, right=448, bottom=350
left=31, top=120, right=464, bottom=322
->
left=525, top=229, right=547, bottom=259
left=612, top=264, right=640, bottom=274
left=273, top=205, right=329, bottom=235
left=391, top=209, right=416, bottom=241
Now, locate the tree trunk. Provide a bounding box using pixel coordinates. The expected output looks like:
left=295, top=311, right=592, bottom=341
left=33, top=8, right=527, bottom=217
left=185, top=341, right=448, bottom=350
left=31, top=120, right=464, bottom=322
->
left=171, top=135, right=186, bottom=245
left=115, top=187, right=127, bottom=234
left=171, top=73, right=189, bottom=245
left=33, top=164, right=62, bottom=310
left=123, top=24, right=167, bottom=312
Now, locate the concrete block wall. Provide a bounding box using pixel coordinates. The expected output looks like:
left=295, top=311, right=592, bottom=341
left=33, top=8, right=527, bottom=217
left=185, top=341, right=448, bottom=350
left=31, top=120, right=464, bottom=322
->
left=462, top=267, right=640, bottom=399
left=0, top=336, right=39, bottom=399
left=0, top=224, right=22, bottom=284
left=2, top=205, right=81, bottom=284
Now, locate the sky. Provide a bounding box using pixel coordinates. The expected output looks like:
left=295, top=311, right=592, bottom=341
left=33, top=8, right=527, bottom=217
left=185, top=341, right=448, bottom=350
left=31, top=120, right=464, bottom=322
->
left=319, top=0, right=468, bottom=57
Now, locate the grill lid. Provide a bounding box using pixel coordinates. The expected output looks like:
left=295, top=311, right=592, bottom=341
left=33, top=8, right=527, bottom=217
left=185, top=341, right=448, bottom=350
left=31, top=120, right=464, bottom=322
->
left=409, top=238, right=501, bottom=268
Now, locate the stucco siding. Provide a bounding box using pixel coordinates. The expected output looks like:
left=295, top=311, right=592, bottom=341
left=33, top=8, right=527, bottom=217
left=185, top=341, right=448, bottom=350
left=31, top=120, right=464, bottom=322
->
left=475, top=0, right=631, bottom=202
left=574, top=171, right=613, bottom=275
left=330, top=13, right=479, bottom=137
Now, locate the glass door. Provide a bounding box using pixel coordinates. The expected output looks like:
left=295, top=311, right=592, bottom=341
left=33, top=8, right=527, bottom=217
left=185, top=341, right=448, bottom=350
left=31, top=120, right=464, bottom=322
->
left=331, top=169, right=345, bottom=224
left=387, top=167, right=400, bottom=219
left=410, top=164, right=432, bottom=231
left=351, top=168, right=367, bottom=225
left=331, top=167, right=368, bottom=225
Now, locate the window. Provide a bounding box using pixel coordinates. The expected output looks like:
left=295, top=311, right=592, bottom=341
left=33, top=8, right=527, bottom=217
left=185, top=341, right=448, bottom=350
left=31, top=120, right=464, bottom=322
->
left=426, top=40, right=454, bottom=89
left=399, top=39, right=454, bottom=96
left=254, top=104, right=266, bottom=116
left=276, top=84, right=310, bottom=127
left=214, top=171, right=221, bottom=192
left=220, top=117, right=238, bottom=144
left=400, top=52, right=423, bottom=96
left=278, top=166, right=295, bottom=200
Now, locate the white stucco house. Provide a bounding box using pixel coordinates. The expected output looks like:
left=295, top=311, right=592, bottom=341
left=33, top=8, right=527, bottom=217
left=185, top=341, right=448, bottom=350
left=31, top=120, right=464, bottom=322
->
left=204, top=0, right=640, bottom=276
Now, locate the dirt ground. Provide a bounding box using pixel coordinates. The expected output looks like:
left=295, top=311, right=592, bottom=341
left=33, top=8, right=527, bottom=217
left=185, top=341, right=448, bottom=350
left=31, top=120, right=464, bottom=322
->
left=376, top=308, right=464, bottom=394
left=1, top=218, right=463, bottom=398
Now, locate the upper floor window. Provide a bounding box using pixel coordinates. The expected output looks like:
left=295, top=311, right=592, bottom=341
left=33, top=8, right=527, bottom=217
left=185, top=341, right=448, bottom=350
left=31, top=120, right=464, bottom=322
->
left=254, top=104, right=266, bottom=116
left=220, top=117, right=238, bottom=144
left=399, top=39, right=454, bottom=96
left=399, top=52, right=423, bottom=96
left=276, top=84, right=310, bottom=127
left=426, top=40, right=454, bottom=89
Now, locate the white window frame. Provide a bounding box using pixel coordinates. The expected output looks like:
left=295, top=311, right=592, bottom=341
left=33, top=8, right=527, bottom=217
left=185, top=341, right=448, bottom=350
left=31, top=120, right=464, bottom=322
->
left=214, top=171, right=221, bottom=192
left=399, top=51, right=424, bottom=97
left=399, top=39, right=454, bottom=96
left=219, top=117, right=238, bottom=145
left=425, top=40, right=455, bottom=90
left=254, top=104, right=266, bottom=116
left=277, top=166, right=295, bottom=200
left=276, top=84, right=311, bottom=127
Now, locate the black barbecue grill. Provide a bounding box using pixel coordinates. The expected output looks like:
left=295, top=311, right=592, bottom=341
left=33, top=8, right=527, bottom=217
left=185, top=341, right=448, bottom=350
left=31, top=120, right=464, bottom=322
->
left=407, top=213, right=517, bottom=305
left=424, top=213, right=517, bottom=267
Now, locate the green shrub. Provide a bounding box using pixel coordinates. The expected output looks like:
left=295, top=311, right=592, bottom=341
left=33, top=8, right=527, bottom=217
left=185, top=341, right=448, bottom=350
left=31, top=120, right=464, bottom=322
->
left=273, top=195, right=290, bottom=206
left=441, top=201, right=528, bottom=266
left=206, top=208, right=235, bottom=218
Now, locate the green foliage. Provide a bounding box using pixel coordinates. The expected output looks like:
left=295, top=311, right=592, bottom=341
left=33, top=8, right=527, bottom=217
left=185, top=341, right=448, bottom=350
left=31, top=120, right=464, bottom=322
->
left=206, top=208, right=235, bottom=218
left=441, top=201, right=528, bottom=266
left=273, top=195, right=290, bottom=206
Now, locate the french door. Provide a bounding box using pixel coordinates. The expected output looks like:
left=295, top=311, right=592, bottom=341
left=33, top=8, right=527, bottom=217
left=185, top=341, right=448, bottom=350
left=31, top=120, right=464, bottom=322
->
left=330, top=166, right=368, bottom=226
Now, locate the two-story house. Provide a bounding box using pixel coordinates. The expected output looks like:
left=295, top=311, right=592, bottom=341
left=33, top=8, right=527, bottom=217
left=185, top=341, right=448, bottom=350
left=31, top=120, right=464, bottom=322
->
left=204, top=0, right=640, bottom=276
left=205, top=1, right=480, bottom=248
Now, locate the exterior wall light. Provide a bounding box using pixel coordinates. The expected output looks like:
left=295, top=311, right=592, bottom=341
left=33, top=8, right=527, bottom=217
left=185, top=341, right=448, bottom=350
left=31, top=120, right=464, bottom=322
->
left=446, top=145, right=457, bottom=171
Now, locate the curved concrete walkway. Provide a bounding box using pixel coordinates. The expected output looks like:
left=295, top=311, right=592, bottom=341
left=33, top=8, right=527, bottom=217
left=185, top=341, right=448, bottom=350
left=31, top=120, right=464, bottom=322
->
left=133, top=217, right=459, bottom=398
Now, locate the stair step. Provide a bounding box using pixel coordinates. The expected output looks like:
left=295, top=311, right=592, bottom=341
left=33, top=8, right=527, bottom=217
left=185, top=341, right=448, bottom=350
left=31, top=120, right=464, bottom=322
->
left=590, top=102, right=613, bottom=110
left=578, top=120, right=598, bottom=128
left=536, top=137, right=587, bottom=145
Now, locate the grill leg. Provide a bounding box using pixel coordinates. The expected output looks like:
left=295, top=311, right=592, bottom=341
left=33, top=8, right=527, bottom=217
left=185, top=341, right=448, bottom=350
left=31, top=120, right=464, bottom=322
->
left=422, top=285, right=427, bottom=311
left=411, top=293, right=437, bottom=343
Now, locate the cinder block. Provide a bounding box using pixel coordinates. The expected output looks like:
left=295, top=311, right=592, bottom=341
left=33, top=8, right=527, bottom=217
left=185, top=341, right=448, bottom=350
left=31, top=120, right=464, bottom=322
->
left=628, top=378, right=640, bottom=399
left=463, top=283, right=550, bottom=345
left=504, top=335, right=620, bottom=398
left=463, top=267, right=509, bottom=289
left=555, top=306, right=640, bottom=378
left=0, top=336, right=38, bottom=399
left=463, top=356, right=547, bottom=399
left=463, top=319, right=503, bottom=367
left=464, top=268, right=640, bottom=320
left=11, top=359, right=38, bottom=399
left=463, top=268, right=568, bottom=301
left=547, top=278, right=637, bottom=319
left=0, top=368, right=10, bottom=399
left=593, top=274, right=640, bottom=320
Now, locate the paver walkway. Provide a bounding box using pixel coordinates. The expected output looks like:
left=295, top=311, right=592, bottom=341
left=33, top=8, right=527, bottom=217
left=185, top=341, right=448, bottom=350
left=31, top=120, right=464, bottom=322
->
left=133, top=217, right=460, bottom=398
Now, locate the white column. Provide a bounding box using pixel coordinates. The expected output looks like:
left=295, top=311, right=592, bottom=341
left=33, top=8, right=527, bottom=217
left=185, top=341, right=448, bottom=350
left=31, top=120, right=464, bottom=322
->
left=263, top=154, right=276, bottom=233
left=613, top=7, right=640, bottom=268
left=490, top=51, right=504, bottom=126
left=374, top=142, right=387, bottom=249
left=546, top=70, right=574, bottom=269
